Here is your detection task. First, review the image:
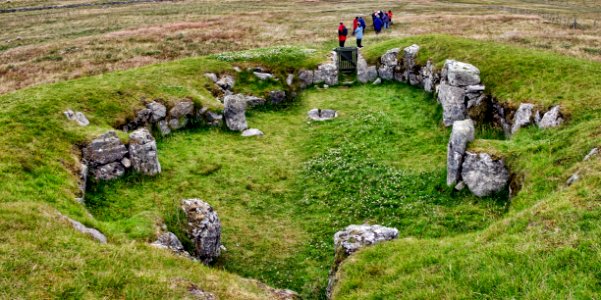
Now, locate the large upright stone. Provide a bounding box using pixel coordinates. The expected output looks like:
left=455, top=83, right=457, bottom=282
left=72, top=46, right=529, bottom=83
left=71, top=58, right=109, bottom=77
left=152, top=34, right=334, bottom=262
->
left=511, top=103, right=535, bottom=134
left=318, top=63, right=338, bottom=86
left=298, top=70, right=314, bottom=88
left=181, top=199, right=222, bottom=264
left=443, top=60, right=481, bottom=86
left=422, top=60, right=438, bottom=93
left=447, top=119, right=475, bottom=186
left=146, top=101, right=167, bottom=123
left=538, top=105, right=564, bottom=129
left=168, top=100, right=195, bottom=130
left=357, top=52, right=378, bottom=84
left=461, top=152, right=509, bottom=197
left=83, top=131, right=128, bottom=168
left=438, top=82, right=468, bottom=127
left=378, top=48, right=400, bottom=81
left=128, top=128, right=161, bottom=176
left=326, top=224, right=398, bottom=299
left=223, top=94, right=248, bottom=131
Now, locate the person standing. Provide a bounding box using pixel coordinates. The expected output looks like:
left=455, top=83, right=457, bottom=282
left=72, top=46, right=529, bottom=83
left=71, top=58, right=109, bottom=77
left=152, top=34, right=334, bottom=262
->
left=355, top=22, right=364, bottom=48
left=388, top=10, right=393, bottom=25
left=373, top=16, right=383, bottom=34
left=338, top=22, right=348, bottom=47
left=352, top=17, right=359, bottom=36
left=359, top=16, right=366, bottom=32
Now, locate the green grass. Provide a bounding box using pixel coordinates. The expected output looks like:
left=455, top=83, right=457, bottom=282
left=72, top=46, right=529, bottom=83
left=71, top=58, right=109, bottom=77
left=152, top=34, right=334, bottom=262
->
left=1, top=35, right=601, bottom=299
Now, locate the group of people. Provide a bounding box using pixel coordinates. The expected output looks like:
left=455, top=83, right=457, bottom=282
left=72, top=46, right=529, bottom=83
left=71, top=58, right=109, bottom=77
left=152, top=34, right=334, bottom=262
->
left=337, top=10, right=394, bottom=48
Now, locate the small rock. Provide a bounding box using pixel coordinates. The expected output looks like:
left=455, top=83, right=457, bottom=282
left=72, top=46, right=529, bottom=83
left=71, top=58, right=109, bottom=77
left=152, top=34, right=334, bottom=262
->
left=584, top=148, right=599, bottom=161
left=59, top=213, right=107, bottom=244
left=121, top=157, right=131, bottom=168
left=253, top=72, right=273, bottom=80
left=233, top=66, right=242, bottom=72
left=538, top=106, right=564, bottom=129
left=511, top=103, right=535, bottom=134
left=372, top=78, right=382, bottom=85
left=90, top=162, right=125, bottom=181
left=308, top=108, right=338, bottom=121
left=151, top=232, right=185, bottom=252
left=243, top=95, right=266, bottom=108
left=181, top=199, right=222, bottom=264
left=268, top=90, right=287, bottom=105
left=286, top=74, right=294, bottom=86
left=241, top=128, right=264, bottom=137
left=566, top=172, right=580, bottom=186
left=455, top=181, right=466, bottom=191
left=64, top=109, right=90, bottom=126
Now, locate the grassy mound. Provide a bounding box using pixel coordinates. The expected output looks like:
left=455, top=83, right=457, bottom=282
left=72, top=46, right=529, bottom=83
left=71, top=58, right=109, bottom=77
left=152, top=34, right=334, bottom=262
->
left=1, top=35, right=600, bottom=299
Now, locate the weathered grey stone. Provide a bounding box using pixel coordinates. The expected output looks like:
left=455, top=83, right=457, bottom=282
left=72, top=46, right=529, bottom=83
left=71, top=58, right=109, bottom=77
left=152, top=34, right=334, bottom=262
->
left=216, top=75, right=235, bottom=90
left=286, top=74, right=294, bottom=86
left=511, top=103, right=535, bottom=134
left=130, top=108, right=151, bottom=129
left=151, top=232, right=185, bottom=252
left=243, top=95, right=266, bottom=108
left=77, top=162, right=87, bottom=201
left=408, top=73, right=422, bottom=86
left=438, top=82, right=468, bottom=127
left=146, top=101, right=167, bottom=123
left=60, top=213, right=107, bottom=244
left=189, top=287, right=217, bottom=300
left=584, top=148, right=599, bottom=161
left=181, top=199, right=222, bottom=264
left=357, top=53, right=378, bottom=84
left=403, top=44, right=420, bottom=69
left=268, top=90, right=287, bottom=105
left=308, top=108, right=338, bottom=121
left=381, top=48, right=400, bottom=66
left=83, top=131, right=128, bottom=167
left=538, top=106, right=564, bottom=129
left=253, top=72, right=273, bottom=80
left=204, top=73, right=218, bottom=83
left=205, top=111, right=223, bottom=127
left=566, top=172, right=580, bottom=186
left=167, top=101, right=194, bottom=130
left=327, top=224, right=398, bottom=299
left=158, top=119, right=171, bottom=136
left=64, top=109, right=90, bottom=126
left=492, top=102, right=512, bottom=137
left=298, top=70, right=314, bottom=88
left=461, top=152, right=509, bottom=197
left=422, top=60, right=438, bottom=93
left=378, top=64, right=394, bottom=81
left=372, top=78, right=382, bottom=85
left=128, top=128, right=161, bottom=176
left=318, top=63, right=338, bottom=86
left=241, top=128, right=264, bottom=137
left=121, top=157, right=131, bottom=169
left=443, top=60, right=481, bottom=86
left=313, top=69, right=325, bottom=84
left=90, top=161, right=125, bottom=181
left=447, top=119, right=475, bottom=186
left=223, top=94, right=248, bottom=131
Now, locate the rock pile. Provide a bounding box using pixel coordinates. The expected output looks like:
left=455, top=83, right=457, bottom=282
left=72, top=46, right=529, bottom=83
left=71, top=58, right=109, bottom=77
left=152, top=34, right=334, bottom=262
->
left=326, top=224, right=398, bottom=299
left=83, top=131, right=129, bottom=181
left=438, top=60, right=486, bottom=126
left=181, top=199, right=222, bottom=265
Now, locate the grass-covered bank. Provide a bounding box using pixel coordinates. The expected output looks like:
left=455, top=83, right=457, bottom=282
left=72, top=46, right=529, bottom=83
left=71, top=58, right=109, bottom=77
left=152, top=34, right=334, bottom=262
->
left=1, top=35, right=600, bottom=299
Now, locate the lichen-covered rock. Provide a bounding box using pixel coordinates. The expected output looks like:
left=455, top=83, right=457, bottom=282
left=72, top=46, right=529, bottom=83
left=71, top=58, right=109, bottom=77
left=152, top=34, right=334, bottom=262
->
left=402, top=44, right=420, bottom=70
left=298, top=70, right=314, bottom=88
left=168, top=100, right=194, bottom=130
left=151, top=232, right=185, bottom=252
left=216, top=75, right=234, bottom=90
left=83, top=131, right=127, bottom=166
left=378, top=48, right=400, bottom=81
left=511, top=103, right=535, bottom=134
left=241, top=128, right=264, bottom=137
left=461, top=152, right=509, bottom=197
left=402, top=44, right=420, bottom=84
left=447, top=119, right=475, bottom=186
left=90, top=161, right=125, bottom=181
left=146, top=101, right=166, bottom=123
left=59, top=213, right=107, bottom=243
left=326, top=224, right=398, bottom=299
left=157, top=119, right=171, bottom=136
left=378, top=64, right=394, bottom=81
left=317, top=63, right=338, bottom=86
left=538, top=105, right=564, bottom=129
left=128, top=128, right=161, bottom=176
left=443, top=60, right=481, bottom=86
left=308, top=108, right=337, bottom=121
left=356, top=52, right=378, bottom=84
left=181, top=199, right=222, bottom=264
left=64, top=109, right=90, bottom=126
left=422, top=60, right=438, bottom=93
left=223, top=94, right=248, bottom=131
left=438, top=82, right=468, bottom=127
left=268, top=90, right=287, bottom=105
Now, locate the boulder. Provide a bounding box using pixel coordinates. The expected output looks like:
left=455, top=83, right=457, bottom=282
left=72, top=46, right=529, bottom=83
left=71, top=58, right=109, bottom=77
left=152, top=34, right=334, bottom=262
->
left=269, top=90, right=287, bottom=105
left=318, top=63, right=338, bottom=86
left=90, top=162, right=125, bottom=181
left=64, top=109, right=90, bottom=126
left=151, top=232, right=185, bottom=252
left=298, top=70, right=314, bottom=88
left=243, top=95, right=266, bottom=108
left=128, top=128, right=161, bottom=176
left=59, top=213, right=107, bottom=244
left=461, top=152, right=510, bottom=197
left=511, top=103, right=535, bottom=134
left=241, top=128, right=264, bottom=137
left=326, top=224, right=398, bottom=299
left=447, top=119, right=475, bottom=186
left=422, top=60, right=437, bottom=93
left=402, top=44, right=420, bottom=70
left=181, top=199, right=222, bottom=264
left=168, top=100, right=195, bottom=130
left=83, top=131, right=128, bottom=166
left=443, top=60, right=481, bottom=86
left=146, top=101, right=167, bottom=123
left=584, top=148, right=599, bottom=161
left=223, top=94, right=248, bottom=131
left=380, top=48, right=400, bottom=66
left=216, top=75, right=235, bottom=91
left=308, top=108, right=338, bottom=121
left=157, top=119, right=171, bottom=136
left=538, top=106, right=564, bottom=129
left=204, top=73, right=218, bottom=83
left=438, top=82, right=468, bottom=127
left=378, top=64, right=394, bottom=81
left=253, top=72, right=273, bottom=80
left=356, top=53, right=378, bottom=84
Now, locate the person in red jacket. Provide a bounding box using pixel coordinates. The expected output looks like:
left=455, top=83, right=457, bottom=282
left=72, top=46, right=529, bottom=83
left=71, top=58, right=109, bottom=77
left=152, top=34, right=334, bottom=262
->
left=388, top=10, right=393, bottom=25
left=352, top=17, right=359, bottom=36
left=338, top=22, right=348, bottom=47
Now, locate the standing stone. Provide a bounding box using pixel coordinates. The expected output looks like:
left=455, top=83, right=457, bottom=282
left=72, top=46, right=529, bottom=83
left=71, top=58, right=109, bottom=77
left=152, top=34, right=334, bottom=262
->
left=378, top=48, right=400, bottom=81
left=511, top=103, right=535, bottom=134
left=538, top=106, right=564, bottom=129
left=461, top=152, right=510, bottom=197
left=357, top=52, right=378, bottom=84
left=168, top=100, right=195, bottom=130
left=128, top=128, right=161, bottom=176
left=401, top=44, right=420, bottom=84
left=223, top=94, right=248, bottom=131
left=422, top=60, right=439, bottom=93
left=298, top=70, right=314, bottom=88
left=181, top=199, right=222, bottom=264
left=146, top=101, right=167, bottom=123
left=443, top=60, right=481, bottom=86
left=447, top=119, right=475, bottom=186
left=318, top=63, right=338, bottom=86
left=326, top=224, right=398, bottom=299
left=438, top=83, right=468, bottom=127
left=268, top=90, right=287, bottom=105
left=83, top=131, right=129, bottom=181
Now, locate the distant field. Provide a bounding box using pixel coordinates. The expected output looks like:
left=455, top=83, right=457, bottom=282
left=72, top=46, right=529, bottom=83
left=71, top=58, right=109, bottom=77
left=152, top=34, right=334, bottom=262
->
left=1, top=0, right=600, bottom=94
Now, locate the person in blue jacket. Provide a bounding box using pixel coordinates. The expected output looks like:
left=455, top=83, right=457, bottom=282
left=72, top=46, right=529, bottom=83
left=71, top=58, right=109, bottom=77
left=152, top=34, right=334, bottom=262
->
left=373, top=16, right=383, bottom=34
left=354, top=23, right=364, bottom=48
left=359, top=16, right=366, bottom=32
